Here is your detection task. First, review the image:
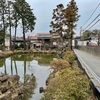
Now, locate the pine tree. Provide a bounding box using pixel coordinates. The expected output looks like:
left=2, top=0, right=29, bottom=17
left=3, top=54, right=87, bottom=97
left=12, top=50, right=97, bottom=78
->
left=13, top=0, right=36, bottom=50
left=6, top=1, right=14, bottom=50
left=0, top=0, right=8, bottom=50
left=12, top=0, right=21, bottom=50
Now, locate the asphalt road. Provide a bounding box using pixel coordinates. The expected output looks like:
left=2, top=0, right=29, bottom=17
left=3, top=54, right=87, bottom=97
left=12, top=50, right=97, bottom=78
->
left=73, top=49, right=100, bottom=79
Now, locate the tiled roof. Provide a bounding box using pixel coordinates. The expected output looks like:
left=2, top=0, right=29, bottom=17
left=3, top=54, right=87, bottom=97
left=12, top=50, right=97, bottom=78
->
left=11, top=38, right=30, bottom=42
left=37, top=32, right=52, bottom=39
left=37, top=32, right=50, bottom=35
left=28, top=32, right=52, bottom=39
left=28, top=34, right=39, bottom=40
left=28, top=32, right=60, bottom=40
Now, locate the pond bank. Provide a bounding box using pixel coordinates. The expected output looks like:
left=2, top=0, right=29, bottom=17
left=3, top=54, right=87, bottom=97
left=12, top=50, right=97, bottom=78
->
left=0, top=74, right=35, bottom=100
left=0, top=49, right=58, bottom=59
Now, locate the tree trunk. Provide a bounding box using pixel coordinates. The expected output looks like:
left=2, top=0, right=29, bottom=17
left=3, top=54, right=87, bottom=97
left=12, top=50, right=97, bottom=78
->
left=9, top=24, right=12, bottom=50
left=70, top=33, right=73, bottom=50
left=13, top=25, right=17, bottom=51
left=8, top=5, right=12, bottom=51
left=22, top=23, right=26, bottom=50
left=70, top=28, right=73, bottom=50
left=24, top=58, right=26, bottom=84
left=2, top=9, right=5, bottom=51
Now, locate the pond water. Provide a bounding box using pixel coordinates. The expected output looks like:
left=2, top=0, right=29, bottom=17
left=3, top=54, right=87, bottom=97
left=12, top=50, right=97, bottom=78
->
left=0, top=54, right=56, bottom=100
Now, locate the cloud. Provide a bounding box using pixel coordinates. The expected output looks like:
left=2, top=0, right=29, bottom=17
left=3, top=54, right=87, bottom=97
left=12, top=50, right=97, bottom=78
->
left=20, top=0, right=100, bottom=36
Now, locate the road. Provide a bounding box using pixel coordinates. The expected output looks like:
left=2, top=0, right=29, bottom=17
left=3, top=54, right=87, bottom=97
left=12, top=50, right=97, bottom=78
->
left=74, top=49, right=100, bottom=79
left=73, top=49, right=100, bottom=98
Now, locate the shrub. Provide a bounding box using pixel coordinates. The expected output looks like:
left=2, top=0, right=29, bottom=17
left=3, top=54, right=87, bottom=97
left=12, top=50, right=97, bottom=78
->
left=44, top=44, right=50, bottom=50
left=41, top=47, right=90, bottom=100
left=41, top=68, right=90, bottom=100
left=66, top=47, right=71, bottom=51
left=63, top=50, right=76, bottom=65
left=50, top=59, right=70, bottom=72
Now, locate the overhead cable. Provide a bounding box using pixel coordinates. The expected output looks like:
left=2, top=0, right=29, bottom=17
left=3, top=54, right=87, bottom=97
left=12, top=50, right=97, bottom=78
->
left=82, top=3, right=100, bottom=27
left=84, top=14, right=100, bottom=30
left=88, top=19, right=100, bottom=30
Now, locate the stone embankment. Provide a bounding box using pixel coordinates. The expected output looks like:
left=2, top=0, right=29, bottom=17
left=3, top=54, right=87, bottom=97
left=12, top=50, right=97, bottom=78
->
left=0, top=74, right=23, bottom=100
left=0, top=73, right=36, bottom=100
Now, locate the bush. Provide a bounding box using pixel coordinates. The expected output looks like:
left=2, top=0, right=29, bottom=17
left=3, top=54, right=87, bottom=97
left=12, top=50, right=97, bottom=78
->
left=66, top=47, right=71, bottom=51
left=41, top=68, right=90, bottom=100
left=41, top=48, right=90, bottom=100
left=63, top=50, right=76, bottom=65
left=50, top=59, right=70, bottom=72
left=44, top=44, right=50, bottom=50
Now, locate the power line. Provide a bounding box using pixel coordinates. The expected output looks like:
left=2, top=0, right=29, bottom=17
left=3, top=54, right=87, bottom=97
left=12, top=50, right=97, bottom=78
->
left=84, top=13, right=100, bottom=30
left=88, top=19, right=100, bottom=30
left=82, top=3, right=100, bottom=28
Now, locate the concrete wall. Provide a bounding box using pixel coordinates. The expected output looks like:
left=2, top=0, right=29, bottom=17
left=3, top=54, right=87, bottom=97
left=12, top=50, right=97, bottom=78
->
left=77, top=46, right=100, bottom=58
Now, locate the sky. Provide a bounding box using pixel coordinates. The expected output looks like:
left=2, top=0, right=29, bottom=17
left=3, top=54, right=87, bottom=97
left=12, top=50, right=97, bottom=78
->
left=20, top=0, right=100, bottom=37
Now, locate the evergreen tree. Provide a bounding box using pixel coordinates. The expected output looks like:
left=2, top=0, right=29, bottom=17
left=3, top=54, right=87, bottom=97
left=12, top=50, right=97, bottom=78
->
left=0, top=0, right=8, bottom=50
left=64, top=0, right=80, bottom=49
left=50, top=4, right=64, bottom=37
left=0, top=28, right=5, bottom=45
left=50, top=0, right=80, bottom=50
left=50, top=4, right=64, bottom=46
left=13, top=0, right=36, bottom=50
left=82, top=30, right=91, bottom=39
left=12, top=0, right=20, bottom=50
left=6, top=1, right=14, bottom=50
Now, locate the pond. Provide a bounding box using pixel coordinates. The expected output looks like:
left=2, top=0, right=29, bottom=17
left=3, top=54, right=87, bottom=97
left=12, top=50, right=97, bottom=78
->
left=0, top=54, right=57, bottom=100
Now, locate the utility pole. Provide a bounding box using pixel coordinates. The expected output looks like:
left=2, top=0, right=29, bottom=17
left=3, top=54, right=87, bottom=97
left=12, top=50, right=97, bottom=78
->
left=98, top=30, right=100, bottom=46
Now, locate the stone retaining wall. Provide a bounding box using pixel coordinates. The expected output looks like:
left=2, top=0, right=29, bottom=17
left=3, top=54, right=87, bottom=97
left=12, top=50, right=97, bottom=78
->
left=77, top=46, right=100, bottom=58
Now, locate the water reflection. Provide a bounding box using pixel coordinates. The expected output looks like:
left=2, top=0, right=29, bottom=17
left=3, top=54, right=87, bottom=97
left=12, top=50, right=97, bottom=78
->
left=0, top=54, right=55, bottom=100
left=21, top=74, right=36, bottom=100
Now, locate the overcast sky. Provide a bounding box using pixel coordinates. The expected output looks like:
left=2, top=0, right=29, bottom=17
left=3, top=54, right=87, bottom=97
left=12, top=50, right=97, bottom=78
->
left=24, top=0, right=100, bottom=36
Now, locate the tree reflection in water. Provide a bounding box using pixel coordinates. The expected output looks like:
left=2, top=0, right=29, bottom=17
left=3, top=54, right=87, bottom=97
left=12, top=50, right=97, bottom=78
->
left=21, top=74, right=36, bottom=100
left=12, top=55, right=36, bottom=100
left=0, top=54, right=56, bottom=100
left=0, top=55, right=36, bottom=100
